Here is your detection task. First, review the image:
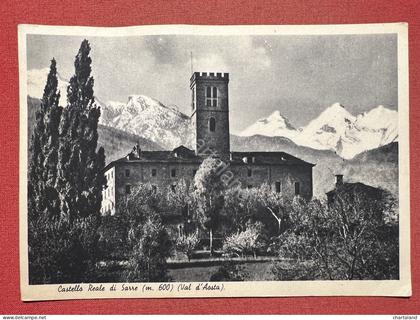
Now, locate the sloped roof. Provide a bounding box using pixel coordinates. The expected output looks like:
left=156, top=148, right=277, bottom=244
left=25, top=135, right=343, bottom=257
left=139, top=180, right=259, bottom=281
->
left=230, top=151, right=314, bottom=166
left=326, top=182, right=384, bottom=199
left=104, top=146, right=315, bottom=171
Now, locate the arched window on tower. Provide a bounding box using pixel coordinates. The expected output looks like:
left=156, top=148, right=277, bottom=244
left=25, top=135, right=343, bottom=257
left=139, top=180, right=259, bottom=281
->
left=209, top=117, right=216, bottom=132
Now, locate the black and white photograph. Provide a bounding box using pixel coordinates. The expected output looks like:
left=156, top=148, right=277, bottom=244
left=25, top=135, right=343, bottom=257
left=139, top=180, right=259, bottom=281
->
left=18, top=24, right=410, bottom=300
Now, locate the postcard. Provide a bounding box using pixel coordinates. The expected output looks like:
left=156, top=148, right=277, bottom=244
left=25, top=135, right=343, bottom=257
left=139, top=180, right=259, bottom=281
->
left=19, top=23, right=410, bottom=300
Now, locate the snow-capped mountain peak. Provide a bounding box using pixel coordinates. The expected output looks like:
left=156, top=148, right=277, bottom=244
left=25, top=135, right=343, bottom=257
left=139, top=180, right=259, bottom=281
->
left=99, top=94, right=194, bottom=150
left=296, top=103, right=397, bottom=158
left=125, top=95, right=162, bottom=114
left=308, top=103, right=355, bottom=130
left=356, top=105, right=397, bottom=130
left=241, top=102, right=398, bottom=159
left=239, top=110, right=297, bottom=139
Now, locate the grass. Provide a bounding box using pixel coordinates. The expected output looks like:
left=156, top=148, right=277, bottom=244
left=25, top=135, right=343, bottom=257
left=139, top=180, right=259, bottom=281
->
left=168, top=260, right=277, bottom=282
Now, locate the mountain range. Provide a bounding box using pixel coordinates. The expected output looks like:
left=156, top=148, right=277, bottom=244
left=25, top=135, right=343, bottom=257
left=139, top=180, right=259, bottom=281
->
left=26, top=69, right=399, bottom=197
left=239, top=103, right=398, bottom=159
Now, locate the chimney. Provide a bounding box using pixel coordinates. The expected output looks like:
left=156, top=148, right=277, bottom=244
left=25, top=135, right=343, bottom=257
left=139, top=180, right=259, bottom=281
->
left=136, top=143, right=141, bottom=158
left=335, top=174, right=343, bottom=187
left=131, top=143, right=141, bottom=159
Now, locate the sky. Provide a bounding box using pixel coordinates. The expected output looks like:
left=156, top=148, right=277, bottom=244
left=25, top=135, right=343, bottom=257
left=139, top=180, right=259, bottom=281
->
left=27, top=33, right=398, bottom=133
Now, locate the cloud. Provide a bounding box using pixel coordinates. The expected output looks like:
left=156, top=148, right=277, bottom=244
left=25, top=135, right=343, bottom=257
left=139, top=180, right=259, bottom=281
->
left=194, top=53, right=229, bottom=72
left=26, top=33, right=397, bottom=132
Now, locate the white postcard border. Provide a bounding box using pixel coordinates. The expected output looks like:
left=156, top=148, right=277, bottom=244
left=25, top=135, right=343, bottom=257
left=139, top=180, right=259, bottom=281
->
left=18, top=23, right=411, bottom=301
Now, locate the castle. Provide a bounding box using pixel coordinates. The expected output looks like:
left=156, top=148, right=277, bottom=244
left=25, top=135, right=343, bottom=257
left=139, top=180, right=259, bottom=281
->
left=101, top=72, right=314, bottom=216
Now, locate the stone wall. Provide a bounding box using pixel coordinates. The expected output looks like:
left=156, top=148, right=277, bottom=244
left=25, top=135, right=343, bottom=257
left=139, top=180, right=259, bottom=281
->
left=102, top=160, right=313, bottom=216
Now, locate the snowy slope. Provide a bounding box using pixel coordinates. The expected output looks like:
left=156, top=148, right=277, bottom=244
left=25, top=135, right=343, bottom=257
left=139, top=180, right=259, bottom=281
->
left=27, top=69, right=195, bottom=150
left=241, top=103, right=398, bottom=159
left=354, top=105, right=398, bottom=145
left=99, top=95, right=194, bottom=150
left=240, top=110, right=298, bottom=140
left=296, top=103, right=356, bottom=153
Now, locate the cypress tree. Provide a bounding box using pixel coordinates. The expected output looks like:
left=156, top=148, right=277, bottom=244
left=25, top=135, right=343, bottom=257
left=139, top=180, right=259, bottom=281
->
left=56, top=40, right=106, bottom=221
left=28, top=58, right=62, bottom=219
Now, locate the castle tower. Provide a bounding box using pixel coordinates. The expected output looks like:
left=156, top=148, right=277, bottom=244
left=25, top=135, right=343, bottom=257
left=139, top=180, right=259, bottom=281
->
left=190, top=72, right=230, bottom=159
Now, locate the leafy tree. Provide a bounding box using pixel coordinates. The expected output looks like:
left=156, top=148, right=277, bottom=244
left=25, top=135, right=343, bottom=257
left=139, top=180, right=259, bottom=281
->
left=192, top=157, right=225, bottom=254
left=104, top=183, right=173, bottom=282
left=175, top=231, right=200, bottom=261
left=124, top=214, right=173, bottom=282
left=56, top=39, right=105, bottom=221
left=223, top=186, right=259, bottom=233
left=274, top=188, right=399, bottom=280
left=28, top=58, right=62, bottom=219
left=223, top=184, right=293, bottom=237
left=254, top=184, right=292, bottom=236
left=117, top=183, right=164, bottom=230
left=223, top=221, right=265, bottom=258
left=166, top=179, right=196, bottom=234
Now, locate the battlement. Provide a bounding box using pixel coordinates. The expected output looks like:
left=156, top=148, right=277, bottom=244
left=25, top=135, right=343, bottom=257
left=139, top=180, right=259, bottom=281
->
left=190, top=72, right=229, bottom=86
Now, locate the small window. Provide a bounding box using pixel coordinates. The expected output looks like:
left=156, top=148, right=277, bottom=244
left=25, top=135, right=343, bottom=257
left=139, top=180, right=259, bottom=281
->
left=171, top=169, right=176, bottom=177
left=275, top=181, right=281, bottom=193
left=152, top=185, right=157, bottom=193
left=125, top=169, right=130, bottom=177
left=245, top=156, right=254, bottom=164
left=171, top=184, right=176, bottom=192
left=209, top=117, right=216, bottom=132
left=247, top=168, right=252, bottom=177
left=294, top=182, right=300, bottom=195
left=151, top=168, right=157, bottom=177
left=125, top=185, right=131, bottom=194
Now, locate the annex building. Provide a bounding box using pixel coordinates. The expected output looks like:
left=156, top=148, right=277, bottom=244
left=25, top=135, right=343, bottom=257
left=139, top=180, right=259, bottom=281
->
left=101, top=72, right=315, bottom=216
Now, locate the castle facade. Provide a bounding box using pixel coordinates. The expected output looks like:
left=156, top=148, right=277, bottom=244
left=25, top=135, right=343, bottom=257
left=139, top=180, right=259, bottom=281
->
left=101, top=72, right=314, bottom=216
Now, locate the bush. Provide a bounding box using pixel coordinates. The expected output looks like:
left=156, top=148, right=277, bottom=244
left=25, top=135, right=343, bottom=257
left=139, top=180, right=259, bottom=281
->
left=29, top=215, right=99, bottom=284
left=271, top=260, right=320, bottom=281
left=175, top=232, right=200, bottom=261
left=210, top=261, right=248, bottom=281
left=223, top=222, right=265, bottom=258
left=97, top=215, right=130, bottom=261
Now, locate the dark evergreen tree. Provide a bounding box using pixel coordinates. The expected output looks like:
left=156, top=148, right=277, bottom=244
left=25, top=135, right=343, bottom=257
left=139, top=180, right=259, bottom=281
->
left=56, top=40, right=106, bottom=221
left=28, top=58, right=62, bottom=219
